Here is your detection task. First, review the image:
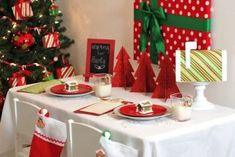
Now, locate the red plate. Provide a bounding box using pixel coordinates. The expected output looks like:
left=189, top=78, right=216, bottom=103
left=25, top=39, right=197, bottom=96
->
left=119, top=104, right=167, bottom=117
left=50, top=84, right=92, bottom=95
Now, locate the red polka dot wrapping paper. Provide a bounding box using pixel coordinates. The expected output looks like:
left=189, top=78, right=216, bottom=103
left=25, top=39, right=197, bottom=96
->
left=134, top=0, right=212, bottom=64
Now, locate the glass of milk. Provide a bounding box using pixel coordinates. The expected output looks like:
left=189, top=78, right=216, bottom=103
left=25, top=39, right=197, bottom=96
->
left=170, top=93, right=193, bottom=122
left=94, top=74, right=112, bottom=98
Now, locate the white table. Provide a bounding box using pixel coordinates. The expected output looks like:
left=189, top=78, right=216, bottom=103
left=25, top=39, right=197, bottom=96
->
left=1, top=80, right=235, bottom=157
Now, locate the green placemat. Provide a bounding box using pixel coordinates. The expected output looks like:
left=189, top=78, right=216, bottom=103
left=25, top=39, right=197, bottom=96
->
left=18, top=80, right=63, bottom=94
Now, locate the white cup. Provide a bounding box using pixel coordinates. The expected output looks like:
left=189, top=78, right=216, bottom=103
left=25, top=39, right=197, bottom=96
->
left=94, top=74, right=112, bottom=98
left=94, top=83, right=111, bottom=98
left=170, top=93, right=193, bottom=122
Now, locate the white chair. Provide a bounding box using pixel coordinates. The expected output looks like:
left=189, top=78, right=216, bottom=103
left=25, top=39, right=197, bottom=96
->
left=12, top=98, right=41, bottom=157
left=100, top=136, right=139, bottom=157
left=67, top=119, right=103, bottom=157
left=67, top=119, right=139, bottom=157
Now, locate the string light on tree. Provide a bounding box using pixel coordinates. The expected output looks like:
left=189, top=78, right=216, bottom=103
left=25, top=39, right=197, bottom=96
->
left=12, top=22, right=17, bottom=29
left=54, top=56, right=58, bottom=61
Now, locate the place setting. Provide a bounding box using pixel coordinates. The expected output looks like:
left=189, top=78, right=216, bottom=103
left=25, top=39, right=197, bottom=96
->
left=45, top=80, right=94, bottom=97
left=113, top=100, right=171, bottom=121
left=73, top=97, right=172, bottom=122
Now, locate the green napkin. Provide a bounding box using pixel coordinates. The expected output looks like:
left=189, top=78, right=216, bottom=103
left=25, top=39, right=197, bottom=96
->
left=18, top=80, right=63, bottom=94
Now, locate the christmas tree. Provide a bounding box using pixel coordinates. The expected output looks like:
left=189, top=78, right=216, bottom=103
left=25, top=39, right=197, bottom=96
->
left=152, top=56, right=180, bottom=99
left=131, top=53, right=156, bottom=93
left=112, top=47, right=135, bottom=88
left=0, top=0, right=74, bottom=96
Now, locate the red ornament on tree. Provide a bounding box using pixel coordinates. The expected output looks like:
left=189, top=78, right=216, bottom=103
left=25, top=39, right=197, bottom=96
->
left=131, top=53, right=156, bottom=93
left=13, top=32, right=35, bottom=49
left=112, top=47, right=135, bottom=88
left=152, top=56, right=180, bottom=100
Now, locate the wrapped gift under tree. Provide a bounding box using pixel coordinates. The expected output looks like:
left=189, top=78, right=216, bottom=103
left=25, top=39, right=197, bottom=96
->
left=134, top=0, right=212, bottom=64
left=56, top=66, right=75, bottom=79
left=12, top=0, right=34, bottom=20
left=42, top=32, right=60, bottom=48
left=8, top=72, right=27, bottom=87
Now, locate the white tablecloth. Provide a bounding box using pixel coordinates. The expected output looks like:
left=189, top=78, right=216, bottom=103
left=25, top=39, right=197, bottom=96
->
left=1, top=79, right=235, bottom=157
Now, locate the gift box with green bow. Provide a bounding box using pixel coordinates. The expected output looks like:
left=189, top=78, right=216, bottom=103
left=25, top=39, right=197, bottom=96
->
left=134, top=0, right=212, bottom=64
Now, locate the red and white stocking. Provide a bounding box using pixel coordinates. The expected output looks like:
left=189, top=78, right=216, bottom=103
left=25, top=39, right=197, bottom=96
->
left=29, top=109, right=66, bottom=157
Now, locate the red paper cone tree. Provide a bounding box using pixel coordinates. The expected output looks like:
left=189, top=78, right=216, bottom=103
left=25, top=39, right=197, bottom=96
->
left=152, top=56, right=180, bottom=99
left=112, top=47, right=135, bottom=87
left=131, top=53, right=156, bottom=93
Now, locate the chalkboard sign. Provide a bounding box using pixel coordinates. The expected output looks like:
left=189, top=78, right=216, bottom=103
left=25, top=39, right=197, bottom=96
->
left=90, top=43, right=110, bottom=73
left=84, top=39, right=115, bottom=81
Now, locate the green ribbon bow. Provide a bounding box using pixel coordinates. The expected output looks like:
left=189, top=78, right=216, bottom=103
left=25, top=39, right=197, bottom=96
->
left=139, top=1, right=166, bottom=64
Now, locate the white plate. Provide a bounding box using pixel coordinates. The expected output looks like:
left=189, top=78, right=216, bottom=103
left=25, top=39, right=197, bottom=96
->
left=113, top=105, right=171, bottom=121
left=45, top=86, right=94, bottom=97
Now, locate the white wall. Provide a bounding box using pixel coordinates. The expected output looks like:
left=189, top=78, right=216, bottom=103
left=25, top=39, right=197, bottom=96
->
left=58, top=0, right=235, bottom=108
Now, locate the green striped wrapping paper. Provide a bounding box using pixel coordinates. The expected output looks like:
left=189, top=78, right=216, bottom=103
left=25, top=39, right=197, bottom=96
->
left=175, top=50, right=227, bottom=82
